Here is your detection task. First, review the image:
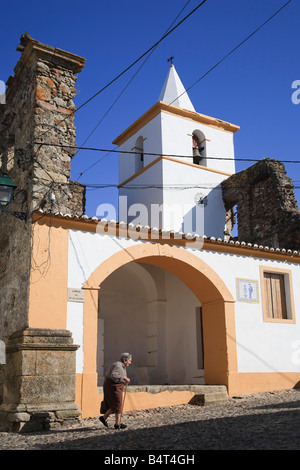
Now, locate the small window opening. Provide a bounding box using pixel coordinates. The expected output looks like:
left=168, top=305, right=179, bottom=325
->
left=263, top=272, right=288, bottom=320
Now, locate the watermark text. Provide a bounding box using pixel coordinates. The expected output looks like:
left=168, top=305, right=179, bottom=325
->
left=291, top=80, right=300, bottom=105
left=96, top=196, right=205, bottom=248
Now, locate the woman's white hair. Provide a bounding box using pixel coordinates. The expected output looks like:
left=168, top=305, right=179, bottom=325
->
left=120, top=352, right=132, bottom=362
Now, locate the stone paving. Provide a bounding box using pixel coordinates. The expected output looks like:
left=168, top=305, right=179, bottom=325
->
left=0, top=389, right=299, bottom=451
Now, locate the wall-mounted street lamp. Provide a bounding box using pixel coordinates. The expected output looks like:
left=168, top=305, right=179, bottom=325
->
left=0, top=173, right=16, bottom=206
left=0, top=173, right=27, bottom=220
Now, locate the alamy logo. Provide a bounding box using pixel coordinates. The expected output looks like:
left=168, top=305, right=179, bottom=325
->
left=0, top=80, right=6, bottom=104
left=95, top=196, right=205, bottom=249
left=291, top=80, right=300, bottom=105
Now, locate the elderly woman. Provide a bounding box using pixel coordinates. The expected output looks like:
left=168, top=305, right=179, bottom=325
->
left=100, top=353, right=132, bottom=429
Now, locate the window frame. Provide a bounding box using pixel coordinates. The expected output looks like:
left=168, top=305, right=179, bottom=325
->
left=260, top=266, right=296, bottom=324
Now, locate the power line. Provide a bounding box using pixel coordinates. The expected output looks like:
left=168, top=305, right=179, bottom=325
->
left=30, top=180, right=300, bottom=191
left=68, top=0, right=208, bottom=115
left=31, top=0, right=294, bottom=183
left=31, top=142, right=300, bottom=164
left=86, top=184, right=300, bottom=190
left=76, top=148, right=117, bottom=181
left=33, top=0, right=208, bottom=143
left=75, top=0, right=193, bottom=158
left=168, top=0, right=294, bottom=107
left=72, top=0, right=295, bottom=179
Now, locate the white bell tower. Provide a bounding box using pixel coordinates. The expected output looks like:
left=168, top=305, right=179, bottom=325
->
left=113, top=64, right=240, bottom=238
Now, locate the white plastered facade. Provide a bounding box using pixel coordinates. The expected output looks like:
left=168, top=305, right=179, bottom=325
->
left=116, top=66, right=237, bottom=237
left=67, top=230, right=300, bottom=381
left=66, top=65, right=300, bottom=393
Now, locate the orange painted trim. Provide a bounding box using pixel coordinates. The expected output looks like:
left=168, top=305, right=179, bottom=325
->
left=75, top=288, right=102, bottom=418
left=74, top=289, right=101, bottom=417
left=227, top=372, right=300, bottom=397
left=163, top=156, right=233, bottom=176
left=28, top=216, right=69, bottom=329
left=70, top=243, right=299, bottom=418
left=83, top=242, right=235, bottom=304
left=76, top=373, right=100, bottom=419
left=161, top=103, right=240, bottom=133
left=112, top=101, right=240, bottom=146
left=202, top=300, right=238, bottom=387
left=75, top=375, right=195, bottom=417
left=78, top=242, right=237, bottom=417
left=202, top=241, right=300, bottom=264
left=122, top=390, right=195, bottom=412
left=31, top=212, right=300, bottom=265
left=32, top=211, right=99, bottom=234
left=118, top=156, right=162, bottom=188
left=76, top=371, right=300, bottom=418
left=260, top=266, right=296, bottom=324
left=118, top=155, right=232, bottom=188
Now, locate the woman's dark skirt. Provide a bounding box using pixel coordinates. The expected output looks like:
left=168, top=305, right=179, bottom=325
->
left=103, top=377, right=124, bottom=414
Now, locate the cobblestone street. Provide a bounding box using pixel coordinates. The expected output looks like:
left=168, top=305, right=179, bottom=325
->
left=0, top=389, right=300, bottom=451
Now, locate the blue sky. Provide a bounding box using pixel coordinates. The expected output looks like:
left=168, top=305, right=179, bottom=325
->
left=1, top=0, right=299, bottom=217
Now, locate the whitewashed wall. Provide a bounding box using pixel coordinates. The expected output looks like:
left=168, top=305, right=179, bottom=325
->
left=118, top=110, right=236, bottom=184
left=120, top=157, right=229, bottom=236
left=67, top=229, right=300, bottom=376
left=118, top=114, right=163, bottom=184
left=189, top=248, right=300, bottom=374
left=160, top=111, right=236, bottom=175
left=118, top=109, right=235, bottom=236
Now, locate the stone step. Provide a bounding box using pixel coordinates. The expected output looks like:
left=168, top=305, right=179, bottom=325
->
left=98, top=384, right=228, bottom=401
left=189, top=391, right=229, bottom=406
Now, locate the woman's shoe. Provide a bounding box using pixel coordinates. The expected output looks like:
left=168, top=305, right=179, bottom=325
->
left=114, top=423, right=127, bottom=430
left=99, top=416, right=108, bottom=427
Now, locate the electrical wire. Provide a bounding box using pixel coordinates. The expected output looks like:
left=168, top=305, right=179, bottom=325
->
left=25, top=0, right=299, bottom=207
left=31, top=142, right=300, bottom=164
left=86, top=184, right=300, bottom=190
left=67, top=0, right=295, bottom=179
left=36, top=179, right=300, bottom=191
left=75, top=0, right=193, bottom=160
left=167, top=0, right=294, bottom=107
left=32, top=0, right=208, bottom=143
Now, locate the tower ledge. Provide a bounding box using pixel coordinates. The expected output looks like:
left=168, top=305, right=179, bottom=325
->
left=113, top=101, right=240, bottom=147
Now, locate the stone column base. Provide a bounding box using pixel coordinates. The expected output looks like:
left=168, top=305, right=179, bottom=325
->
left=0, top=328, right=81, bottom=432
left=0, top=402, right=81, bottom=432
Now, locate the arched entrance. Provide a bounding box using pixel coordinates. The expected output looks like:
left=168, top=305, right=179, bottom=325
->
left=97, top=262, right=205, bottom=386
left=80, top=242, right=237, bottom=417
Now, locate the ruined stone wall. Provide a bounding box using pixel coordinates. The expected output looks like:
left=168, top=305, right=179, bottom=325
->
left=0, top=33, right=86, bottom=402
left=30, top=43, right=86, bottom=214
left=0, top=35, right=39, bottom=378
left=222, top=158, right=300, bottom=250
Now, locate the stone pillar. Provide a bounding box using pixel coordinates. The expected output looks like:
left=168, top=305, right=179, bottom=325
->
left=0, top=32, right=86, bottom=408
left=0, top=328, right=80, bottom=432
